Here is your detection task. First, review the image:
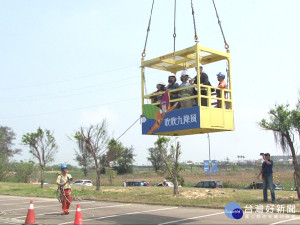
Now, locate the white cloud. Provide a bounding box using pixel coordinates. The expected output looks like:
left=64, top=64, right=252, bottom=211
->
left=80, top=106, right=118, bottom=126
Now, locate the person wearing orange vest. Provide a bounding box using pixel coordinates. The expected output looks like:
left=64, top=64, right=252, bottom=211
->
left=56, top=164, right=73, bottom=215
left=216, top=72, right=227, bottom=108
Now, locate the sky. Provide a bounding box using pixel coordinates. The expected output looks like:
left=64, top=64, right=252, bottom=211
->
left=1, top=0, right=300, bottom=167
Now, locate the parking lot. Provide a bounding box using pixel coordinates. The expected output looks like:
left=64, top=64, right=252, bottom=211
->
left=0, top=195, right=299, bottom=224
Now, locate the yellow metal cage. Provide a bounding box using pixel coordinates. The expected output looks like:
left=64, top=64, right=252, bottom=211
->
left=141, top=43, right=234, bottom=136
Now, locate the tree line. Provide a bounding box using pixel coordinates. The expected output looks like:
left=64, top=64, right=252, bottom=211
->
left=1, top=92, right=300, bottom=197
left=0, top=120, right=134, bottom=190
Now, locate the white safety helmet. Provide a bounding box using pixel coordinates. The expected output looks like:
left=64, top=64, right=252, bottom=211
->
left=181, top=70, right=189, bottom=77
left=168, top=73, right=177, bottom=79
left=157, top=81, right=166, bottom=86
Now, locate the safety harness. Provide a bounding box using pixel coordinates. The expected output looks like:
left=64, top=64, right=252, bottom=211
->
left=57, top=175, right=71, bottom=204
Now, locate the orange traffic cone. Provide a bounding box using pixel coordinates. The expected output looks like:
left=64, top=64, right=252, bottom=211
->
left=74, top=204, right=83, bottom=225
left=23, top=200, right=37, bottom=225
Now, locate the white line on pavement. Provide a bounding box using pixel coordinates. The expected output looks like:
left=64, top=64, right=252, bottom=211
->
left=1, top=201, right=95, bottom=212
left=2, top=200, right=57, bottom=206
left=158, top=212, right=224, bottom=225
left=59, top=206, right=178, bottom=225
left=270, top=216, right=300, bottom=225
left=13, top=203, right=131, bottom=219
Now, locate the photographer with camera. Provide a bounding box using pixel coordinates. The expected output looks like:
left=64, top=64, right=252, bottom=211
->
left=257, top=153, right=276, bottom=203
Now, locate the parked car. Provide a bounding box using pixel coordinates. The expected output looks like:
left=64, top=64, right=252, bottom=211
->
left=72, top=180, right=93, bottom=187
left=244, top=182, right=283, bottom=190
left=156, top=182, right=182, bottom=187
left=124, top=181, right=147, bottom=187
left=36, top=180, right=50, bottom=185
left=193, top=181, right=223, bottom=188
left=274, top=183, right=284, bottom=190
left=157, top=182, right=174, bottom=187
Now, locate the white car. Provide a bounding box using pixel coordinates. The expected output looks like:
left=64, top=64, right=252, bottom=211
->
left=157, top=182, right=182, bottom=187
left=72, top=180, right=93, bottom=187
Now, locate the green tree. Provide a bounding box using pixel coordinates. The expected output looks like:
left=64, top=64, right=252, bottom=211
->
left=116, top=146, right=135, bottom=174
left=101, top=139, right=135, bottom=174
left=105, top=167, right=117, bottom=185
left=22, top=127, right=58, bottom=188
left=0, top=126, right=22, bottom=181
left=154, top=136, right=182, bottom=195
left=101, top=139, right=123, bottom=167
left=260, top=104, right=300, bottom=199
left=147, top=147, right=166, bottom=172
left=0, top=126, right=21, bottom=158
left=74, top=139, right=93, bottom=176
left=0, top=157, right=10, bottom=181
left=74, top=120, right=109, bottom=190
left=14, top=160, right=36, bottom=183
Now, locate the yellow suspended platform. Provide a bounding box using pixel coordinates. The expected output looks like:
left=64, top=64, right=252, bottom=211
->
left=141, top=43, right=234, bottom=136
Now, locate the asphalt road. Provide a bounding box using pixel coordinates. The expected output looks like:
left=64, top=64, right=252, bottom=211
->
left=0, top=195, right=299, bottom=224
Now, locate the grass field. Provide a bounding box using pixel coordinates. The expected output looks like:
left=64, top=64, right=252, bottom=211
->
left=1, top=167, right=299, bottom=213
left=0, top=182, right=299, bottom=213
left=16, top=166, right=296, bottom=190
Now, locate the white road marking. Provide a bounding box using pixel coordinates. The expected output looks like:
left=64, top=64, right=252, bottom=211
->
left=1, top=201, right=95, bottom=212
left=2, top=200, right=57, bottom=206
left=13, top=203, right=131, bottom=219
left=158, top=212, right=225, bottom=225
left=270, top=216, right=300, bottom=225
left=0, top=197, right=55, bottom=202
left=59, top=206, right=178, bottom=225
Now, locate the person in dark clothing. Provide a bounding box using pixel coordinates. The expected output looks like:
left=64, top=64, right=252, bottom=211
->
left=166, top=74, right=179, bottom=108
left=257, top=153, right=276, bottom=203
left=151, top=81, right=166, bottom=103
left=190, top=66, right=211, bottom=106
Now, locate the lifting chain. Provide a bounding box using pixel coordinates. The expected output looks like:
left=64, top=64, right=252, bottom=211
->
left=211, top=0, right=229, bottom=50
left=191, top=0, right=198, bottom=42
left=173, top=0, right=177, bottom=52
left=142, top=0, right=155, bottom=58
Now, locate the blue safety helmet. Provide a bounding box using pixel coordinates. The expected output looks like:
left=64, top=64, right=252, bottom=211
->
left=61, top=164, right=67, bottom=170
left=216, top=72, right=225, bottom=79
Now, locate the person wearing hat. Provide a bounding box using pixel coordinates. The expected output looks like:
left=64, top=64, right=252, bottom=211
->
left=56, top=164, right=73, bottom=215
left=163, top=180, right=167, bottom=187
left=166, top=74, right=179, bottom=107
left=179, top=70, right=193, bottom=109
left=151, top=81, right=166, bottom=103
left=216, top=72, right=227, bottom=108
left=257, top=153, right=276, bottom=203
left=190, top=65, right=212, bottom=106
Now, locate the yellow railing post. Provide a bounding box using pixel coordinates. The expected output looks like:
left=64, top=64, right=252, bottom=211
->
left=226, top=51, right=233, bottom=109
left=141, top=58, right=145, bottom=114
left=195, top=43, right=201, bottom=106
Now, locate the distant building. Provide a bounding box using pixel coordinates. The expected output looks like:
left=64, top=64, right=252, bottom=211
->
left=186, top=160, right=193, bottom=165
left=270, top=155, right=300, bottom=165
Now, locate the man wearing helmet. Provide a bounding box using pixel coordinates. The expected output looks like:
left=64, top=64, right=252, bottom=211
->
left=179, top=70, right=193, bottom=109
left=216, top=72, right=227, bottom=108
left=56, top=165, right=73, bottom=215
left=190, top=65, right=212, bottom=106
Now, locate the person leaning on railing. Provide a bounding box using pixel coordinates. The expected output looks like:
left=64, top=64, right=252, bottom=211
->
left=166, top=74, right=179, bottom=107
left=179, top=70, right=193, bottom=109
left=151, top=81, right=166, bottom=103
left=190, top=65, right=212, bottom=106
left=216, top=72, right=227, bottom=108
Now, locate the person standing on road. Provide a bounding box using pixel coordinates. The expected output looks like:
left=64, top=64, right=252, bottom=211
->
left=56, top=164, right=73, bottom=215
left=257, top=153, right=276, bottom=203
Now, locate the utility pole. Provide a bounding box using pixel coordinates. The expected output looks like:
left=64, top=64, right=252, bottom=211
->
left=207, top=133, right=212, bottom=181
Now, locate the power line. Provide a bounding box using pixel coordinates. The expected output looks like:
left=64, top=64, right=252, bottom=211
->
left=1, top=64, right=139, bottom=91
left=1, top=97, right=139, bottom=119
left=0, top=78, right=140, bottom=103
